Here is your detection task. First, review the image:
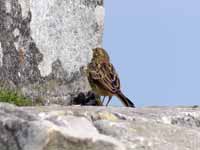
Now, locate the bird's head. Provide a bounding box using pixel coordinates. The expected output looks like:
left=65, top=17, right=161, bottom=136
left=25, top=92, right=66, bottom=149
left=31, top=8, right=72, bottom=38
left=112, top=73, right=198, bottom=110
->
left=92, top=48, right=110, bottom=63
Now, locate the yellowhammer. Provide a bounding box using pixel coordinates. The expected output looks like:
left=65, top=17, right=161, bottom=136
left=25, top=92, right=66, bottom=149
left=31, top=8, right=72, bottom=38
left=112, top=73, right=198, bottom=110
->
left=87, top=48, right=135, bottom=107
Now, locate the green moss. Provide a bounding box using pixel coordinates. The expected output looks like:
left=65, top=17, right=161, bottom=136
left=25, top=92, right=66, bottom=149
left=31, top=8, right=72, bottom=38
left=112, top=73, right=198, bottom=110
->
left=0, top=89, right=32, bottom=106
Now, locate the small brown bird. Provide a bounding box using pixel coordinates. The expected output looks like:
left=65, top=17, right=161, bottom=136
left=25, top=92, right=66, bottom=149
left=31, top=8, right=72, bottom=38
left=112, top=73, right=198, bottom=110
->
left=87, top=48, right=135, bottom=107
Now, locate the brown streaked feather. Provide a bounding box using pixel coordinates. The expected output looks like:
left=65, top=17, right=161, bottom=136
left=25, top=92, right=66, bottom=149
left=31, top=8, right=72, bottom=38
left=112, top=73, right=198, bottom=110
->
left=89, top=62, right=120, bottom=94
left=87, top=48, right=135, bottom=107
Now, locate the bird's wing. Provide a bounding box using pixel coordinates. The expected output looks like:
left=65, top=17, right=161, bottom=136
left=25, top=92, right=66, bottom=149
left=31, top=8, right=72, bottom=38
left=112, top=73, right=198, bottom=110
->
left=89, top=62, right=121, bottom=94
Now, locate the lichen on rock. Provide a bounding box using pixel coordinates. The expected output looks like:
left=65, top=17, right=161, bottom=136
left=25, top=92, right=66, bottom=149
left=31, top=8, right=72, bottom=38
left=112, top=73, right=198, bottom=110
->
left=0, top=0, right=104, bottom=105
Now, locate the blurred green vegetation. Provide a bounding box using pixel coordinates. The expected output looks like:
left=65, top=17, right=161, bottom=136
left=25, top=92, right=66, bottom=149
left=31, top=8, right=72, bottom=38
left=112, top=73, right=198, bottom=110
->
left=0, top=89, right=32, bottom=106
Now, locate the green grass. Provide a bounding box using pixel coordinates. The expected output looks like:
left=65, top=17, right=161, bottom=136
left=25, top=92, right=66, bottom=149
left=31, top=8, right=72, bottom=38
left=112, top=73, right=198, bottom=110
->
left=0, top=89, right=32, bottom=106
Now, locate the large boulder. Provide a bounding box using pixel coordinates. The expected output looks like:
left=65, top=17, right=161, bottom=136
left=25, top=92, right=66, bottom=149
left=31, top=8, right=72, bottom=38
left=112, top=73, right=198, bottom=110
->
left=0, top=103, right=200, bottom=150
left=0, top=0, right=104, bottom=104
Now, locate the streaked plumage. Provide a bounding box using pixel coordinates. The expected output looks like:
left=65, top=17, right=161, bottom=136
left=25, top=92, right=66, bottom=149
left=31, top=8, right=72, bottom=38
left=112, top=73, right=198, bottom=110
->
left=87, top=48, right=135, bottom=107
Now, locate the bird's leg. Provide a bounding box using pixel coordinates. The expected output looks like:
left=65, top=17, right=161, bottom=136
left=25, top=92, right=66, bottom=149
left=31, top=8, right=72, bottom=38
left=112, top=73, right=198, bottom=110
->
left=106, top=96, right=112, bottom=106
left=96, top=95, right=103, bottom=106
left=101, top=96, right=106, bottom=105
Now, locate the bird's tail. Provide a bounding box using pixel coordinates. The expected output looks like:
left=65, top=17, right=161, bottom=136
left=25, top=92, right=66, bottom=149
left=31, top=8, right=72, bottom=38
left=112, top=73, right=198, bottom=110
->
left=116, top=91, right=135, bottom=107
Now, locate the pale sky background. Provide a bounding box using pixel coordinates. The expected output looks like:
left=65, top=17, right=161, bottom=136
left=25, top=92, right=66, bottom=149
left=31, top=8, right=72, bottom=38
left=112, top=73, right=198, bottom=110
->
left=103, top=0, right=200, bottom=107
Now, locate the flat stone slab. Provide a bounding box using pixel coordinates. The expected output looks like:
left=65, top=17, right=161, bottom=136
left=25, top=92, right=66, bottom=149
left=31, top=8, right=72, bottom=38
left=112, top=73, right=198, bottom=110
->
left=0, top=103, right=200, bottom=150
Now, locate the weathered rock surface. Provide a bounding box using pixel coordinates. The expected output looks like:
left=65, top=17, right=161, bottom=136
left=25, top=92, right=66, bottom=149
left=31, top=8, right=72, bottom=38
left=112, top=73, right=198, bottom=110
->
left=0, top=103, right=200, bottom=150
left=0, top=0, right=104, bottom=104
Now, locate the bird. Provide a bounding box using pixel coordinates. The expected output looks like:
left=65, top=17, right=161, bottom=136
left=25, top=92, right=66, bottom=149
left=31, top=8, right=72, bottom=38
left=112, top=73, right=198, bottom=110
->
left=87, top=48, right=135, bottom=107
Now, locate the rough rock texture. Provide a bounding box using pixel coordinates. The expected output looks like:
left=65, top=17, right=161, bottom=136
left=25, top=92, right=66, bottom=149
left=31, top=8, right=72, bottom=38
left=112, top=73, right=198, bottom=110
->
left=0, top=103, right=200, bottom=150
left=0, top=0, right=104, bottom=104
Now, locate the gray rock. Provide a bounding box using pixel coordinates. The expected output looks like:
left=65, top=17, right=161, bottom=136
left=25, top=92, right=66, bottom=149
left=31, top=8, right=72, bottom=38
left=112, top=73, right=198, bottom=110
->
left=0, top=103, right=125, bottom=150
left=0, top=0, right=104, bottom=104
left=0, top=103, right=200, bottom=150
